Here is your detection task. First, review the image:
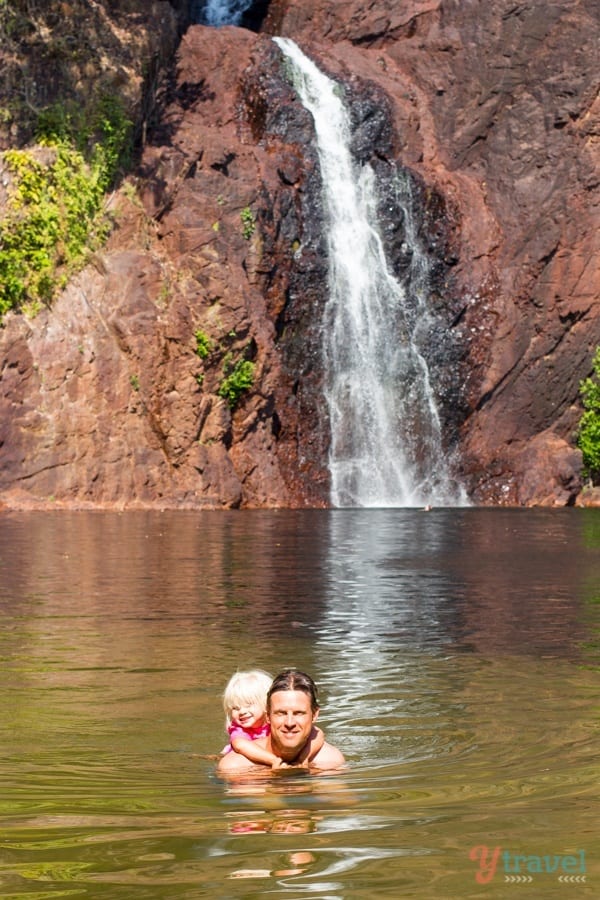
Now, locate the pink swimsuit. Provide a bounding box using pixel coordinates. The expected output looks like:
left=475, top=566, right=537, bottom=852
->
left=222, top=721, right=270, bottom=754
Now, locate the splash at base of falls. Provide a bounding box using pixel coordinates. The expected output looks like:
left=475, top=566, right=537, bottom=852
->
left=274, top=37, right=467, bottom=509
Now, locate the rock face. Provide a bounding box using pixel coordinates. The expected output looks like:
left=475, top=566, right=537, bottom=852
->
left=0, top=0, right=598, bottom=508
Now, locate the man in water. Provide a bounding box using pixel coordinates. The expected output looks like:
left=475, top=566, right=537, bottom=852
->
left=217, top=669, right=345, bottom=774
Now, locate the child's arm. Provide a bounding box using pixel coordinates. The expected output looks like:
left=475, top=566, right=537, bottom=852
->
left=293, top=725, right=325, bottom=765
left=230, top=735, right=280, bottom=767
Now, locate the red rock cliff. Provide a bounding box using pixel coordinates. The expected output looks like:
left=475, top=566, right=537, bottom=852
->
left=0, top=0, right=598, bottom=508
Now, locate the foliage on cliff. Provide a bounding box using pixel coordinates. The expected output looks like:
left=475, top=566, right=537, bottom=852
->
left=578, top=348, right=600, bottom=483
left=0, top=95, right=133, bottom=315
left=0, top=0, right=181, bottom=316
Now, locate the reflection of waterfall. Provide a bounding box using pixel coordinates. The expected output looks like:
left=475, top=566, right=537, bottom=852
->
left=317, top=509, right=463, bottom=766
left=274, top=38, right=467, bottom=509
left=193, top=0, right=254, bottom=26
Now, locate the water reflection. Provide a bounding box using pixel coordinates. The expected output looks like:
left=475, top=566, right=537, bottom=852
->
left=1, top=508, right=597, bottom=656
left=320, top=507, right=595, bottom=657
left=0, top=509, right=599, bottom=898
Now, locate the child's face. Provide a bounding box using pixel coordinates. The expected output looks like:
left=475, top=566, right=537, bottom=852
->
left=230, top=698, right=265, bottom=729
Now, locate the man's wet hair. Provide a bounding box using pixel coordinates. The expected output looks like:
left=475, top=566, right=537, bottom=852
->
left=267, top=668, right=320, bottom=713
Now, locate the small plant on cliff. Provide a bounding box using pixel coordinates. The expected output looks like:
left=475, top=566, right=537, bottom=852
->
left=240, top=206, right=255, bottom=240
left=195, top=328, right=212, bottom=359
left=577, top=347, right=600, bottom=482
left=218, top=356, right=255, bottom=409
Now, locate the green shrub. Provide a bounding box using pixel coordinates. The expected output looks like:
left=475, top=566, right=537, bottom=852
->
left=577, top=346, right=600, bottom=480
left=218, top=358, right=255, bottom=409
left=0, top=144, right=106, bottom=313
left=195, top=328, right=212, bottom=359
left=36, top=95, right=133, bottom=190
left=0, top=95, right=132, bottom=317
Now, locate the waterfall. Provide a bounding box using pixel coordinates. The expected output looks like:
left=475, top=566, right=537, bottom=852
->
left=193, top=0, right=254, bottom=26
left=274, top=37, right=466, bottom=508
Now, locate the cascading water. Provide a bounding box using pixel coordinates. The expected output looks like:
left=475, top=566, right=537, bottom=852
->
left=193, top=0, right=254, bottom=27
left=274, top=38, right=466, bottom=508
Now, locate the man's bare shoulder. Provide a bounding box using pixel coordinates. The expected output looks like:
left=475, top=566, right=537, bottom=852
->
left=310, top=741, right=346, bottom=771
left=216, top=749, right=261, bottom=775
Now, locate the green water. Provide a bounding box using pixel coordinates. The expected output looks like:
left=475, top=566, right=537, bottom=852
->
left=0, top=509, right=598, bottom=897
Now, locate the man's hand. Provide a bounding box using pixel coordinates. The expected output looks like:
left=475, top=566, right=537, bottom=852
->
left=271, top=757, right=309, bottom=773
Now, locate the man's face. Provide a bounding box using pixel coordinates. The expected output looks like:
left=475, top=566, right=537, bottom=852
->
left=267, top=689, right=319, bottom=760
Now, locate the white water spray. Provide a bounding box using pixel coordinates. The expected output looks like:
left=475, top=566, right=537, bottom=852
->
left=194, top=0, right=254, bottom=26
left=275, top=37, right=466, bottom=508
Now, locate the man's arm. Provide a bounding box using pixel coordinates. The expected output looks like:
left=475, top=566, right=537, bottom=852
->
left=307, top=726, right=325, bottom=760
left=291, top=725, right=325, bottom=765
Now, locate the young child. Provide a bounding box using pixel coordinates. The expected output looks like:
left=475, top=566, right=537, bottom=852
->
left=222, top=669, right=324, bottom=768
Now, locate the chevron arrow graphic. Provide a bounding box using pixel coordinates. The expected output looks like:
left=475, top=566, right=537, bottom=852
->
left=504, top=875, right=533, bottom=883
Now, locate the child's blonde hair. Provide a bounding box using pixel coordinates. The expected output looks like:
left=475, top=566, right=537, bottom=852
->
left=223, top=669, right=273, bottom=727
